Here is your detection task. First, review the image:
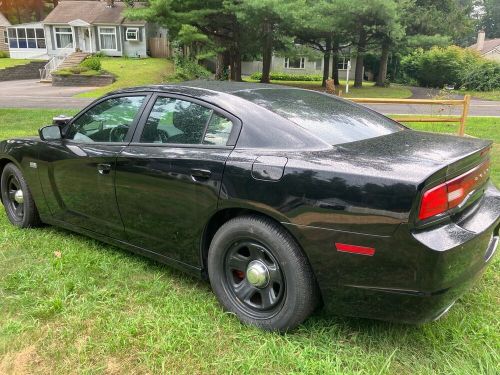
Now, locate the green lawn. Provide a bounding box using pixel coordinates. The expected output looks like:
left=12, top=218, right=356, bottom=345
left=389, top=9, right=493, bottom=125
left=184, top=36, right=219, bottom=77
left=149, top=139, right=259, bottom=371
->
left=0, top=58, right=37, bottom=70
left=244, top=78, right=413, bottom=98
left=0, top=108, right=499, bottom=374
left=76, top=57, right=174, bottom=98
left=459, top=89, right=500, bottom=101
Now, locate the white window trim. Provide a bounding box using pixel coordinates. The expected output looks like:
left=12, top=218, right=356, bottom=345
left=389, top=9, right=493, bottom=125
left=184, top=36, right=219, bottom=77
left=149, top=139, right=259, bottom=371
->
left=284, top=57, right=305, bottom=70
left=337, top=57, right=350, bottom=70
left=125, top=27, right=139, bottom=41
left=7, top=27, right=46, bottom=49
left=54, top=26, right=73, bottom=49
left=98, top=26, right=118, bottom=51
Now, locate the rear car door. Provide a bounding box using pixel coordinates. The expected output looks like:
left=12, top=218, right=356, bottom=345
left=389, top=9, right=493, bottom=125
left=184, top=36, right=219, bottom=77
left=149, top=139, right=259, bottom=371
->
left=37, top=94, right=149, bottom=239
left=114, top=94, right=240, bottom=266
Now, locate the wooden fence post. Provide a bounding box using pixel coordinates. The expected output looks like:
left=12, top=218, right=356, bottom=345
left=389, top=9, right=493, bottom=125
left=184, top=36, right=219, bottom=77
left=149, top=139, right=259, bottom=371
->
left=459, top=95, right=471, bottom=136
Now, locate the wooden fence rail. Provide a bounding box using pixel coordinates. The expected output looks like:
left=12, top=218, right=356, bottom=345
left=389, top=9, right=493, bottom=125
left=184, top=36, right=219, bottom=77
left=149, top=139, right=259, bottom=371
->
left=348, top=95, right=472, bottom=136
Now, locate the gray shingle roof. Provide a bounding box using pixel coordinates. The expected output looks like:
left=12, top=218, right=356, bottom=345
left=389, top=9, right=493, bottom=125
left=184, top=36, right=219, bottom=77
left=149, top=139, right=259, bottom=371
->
left=43, top=1, right=146, bottom=25
left=0, top=12, right=11, bottom=27
left=469, top=38, right=500, bottom=55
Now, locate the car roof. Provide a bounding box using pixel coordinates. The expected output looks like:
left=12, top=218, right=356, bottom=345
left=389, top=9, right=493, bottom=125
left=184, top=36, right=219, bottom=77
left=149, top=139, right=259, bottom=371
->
left=106, top=81, right=331, bottom=150
left=108, top=80, right=301, bottom=96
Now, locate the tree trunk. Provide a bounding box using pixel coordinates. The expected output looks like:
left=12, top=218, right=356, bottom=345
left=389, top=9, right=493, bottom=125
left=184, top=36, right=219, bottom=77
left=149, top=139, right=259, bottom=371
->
left=231, top=47, right=242, bottom=82
left=260, top=19, right=273, bottom=84
left=331, top=42, right=340, bottom=86
left=376, top=41, right=390, bottom=87
left=215, top=51, right=230, bottom=80
left=321, top=36, right=332, bottom=87
left=34, top=0, right=44, bottom=21
left=354, top=31, right=366, bottom=88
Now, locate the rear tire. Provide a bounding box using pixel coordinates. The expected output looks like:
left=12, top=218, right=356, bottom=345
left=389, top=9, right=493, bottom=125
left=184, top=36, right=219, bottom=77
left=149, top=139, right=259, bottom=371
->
left=208, top=215, right=319, bottom=332
left=1, top=163, right=41, bottom=228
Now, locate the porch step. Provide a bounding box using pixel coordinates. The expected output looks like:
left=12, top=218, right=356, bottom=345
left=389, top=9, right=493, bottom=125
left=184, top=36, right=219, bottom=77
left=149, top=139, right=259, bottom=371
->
left=58, top=52, right=91, bottom=70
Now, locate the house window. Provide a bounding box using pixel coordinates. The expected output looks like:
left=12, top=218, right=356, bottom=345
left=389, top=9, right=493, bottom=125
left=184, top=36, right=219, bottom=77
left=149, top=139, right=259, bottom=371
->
left=7, top=27, right=46, bottom=49
left=337, top=57, right=350, bottom=70
left=126, top=28, right=139, bottom=41
left=99, top=27, right=117, bottom=50
left=55, top=27, right=73, bottom=49
left=285, top=57, right=305, bottom=69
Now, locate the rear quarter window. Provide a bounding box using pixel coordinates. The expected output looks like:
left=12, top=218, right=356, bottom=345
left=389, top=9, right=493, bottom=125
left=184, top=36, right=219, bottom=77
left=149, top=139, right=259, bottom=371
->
left=234, top=89, right=405, bottom=145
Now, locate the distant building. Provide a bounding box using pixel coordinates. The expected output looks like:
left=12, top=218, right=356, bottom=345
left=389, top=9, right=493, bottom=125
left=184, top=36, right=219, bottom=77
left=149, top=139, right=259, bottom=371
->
left=0, top=11, right=11, bottom=52
left=468, top=30, right=500, bottom=62
left=241, top=47, right=356, bottom=80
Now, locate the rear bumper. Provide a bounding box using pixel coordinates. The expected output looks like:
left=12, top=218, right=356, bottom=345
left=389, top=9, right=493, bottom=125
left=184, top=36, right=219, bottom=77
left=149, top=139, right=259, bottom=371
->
left=285, top=183, right=500, bottom=323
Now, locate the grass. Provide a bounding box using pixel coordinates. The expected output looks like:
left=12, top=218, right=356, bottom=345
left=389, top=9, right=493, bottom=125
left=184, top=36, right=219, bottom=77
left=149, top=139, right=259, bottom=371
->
left=0, top=108, right=499, bottom=374
left=0, top=58, right=37, bottom=70
left=458, top=89, right=500, bottom=101
left=244, top=78, right=413, bottom=98
left=76, top=57, right=174, bottom=98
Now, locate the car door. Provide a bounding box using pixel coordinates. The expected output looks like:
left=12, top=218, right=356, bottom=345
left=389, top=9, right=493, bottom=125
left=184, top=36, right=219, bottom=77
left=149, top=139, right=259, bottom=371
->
left=37, top=93, right=149, bottom=239
left=114, top=93, right=240, bottom=266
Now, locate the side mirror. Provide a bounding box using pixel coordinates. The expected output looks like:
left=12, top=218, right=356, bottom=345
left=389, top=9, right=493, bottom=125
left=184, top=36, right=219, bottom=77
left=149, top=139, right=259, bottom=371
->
left=52, top=115, right=73, bottom=126
left=39, top=125, right=62, bottom=141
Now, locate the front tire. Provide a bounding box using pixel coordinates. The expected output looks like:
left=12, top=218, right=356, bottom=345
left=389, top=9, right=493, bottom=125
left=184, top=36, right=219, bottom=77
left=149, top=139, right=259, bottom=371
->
left=1, top=163, right=41, bottom=228
left=208, top=215, right=319, bottom=332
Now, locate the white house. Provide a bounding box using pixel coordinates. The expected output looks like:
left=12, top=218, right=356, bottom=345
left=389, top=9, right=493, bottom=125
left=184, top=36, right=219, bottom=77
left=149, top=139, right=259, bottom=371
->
left=241, top=51, right=356, bottom=80
left=6, top=0, right=154, bottom=60
left=468, top=30, right=500, bottom=62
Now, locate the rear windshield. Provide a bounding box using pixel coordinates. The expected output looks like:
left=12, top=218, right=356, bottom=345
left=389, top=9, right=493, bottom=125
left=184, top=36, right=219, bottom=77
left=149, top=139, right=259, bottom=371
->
left=234, top=89, right=405, bottom=145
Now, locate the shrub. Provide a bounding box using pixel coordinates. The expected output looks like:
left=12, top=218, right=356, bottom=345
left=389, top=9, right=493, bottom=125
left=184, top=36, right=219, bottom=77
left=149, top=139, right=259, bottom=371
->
left=81, top=56, right=101, bottom=71
left=172, top=55, right=210, bottom=81
left=0, top=51, right=9, bottom=58
left=460, top=60, right=500, bottom=91
left=400, top=45, right=500, bottom=90
left=250, top=72, right=322, bottom=81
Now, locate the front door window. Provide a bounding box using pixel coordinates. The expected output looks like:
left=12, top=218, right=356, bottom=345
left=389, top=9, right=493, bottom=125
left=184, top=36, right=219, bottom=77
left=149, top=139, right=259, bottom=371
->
left=66, top=96, right=146, bottom=143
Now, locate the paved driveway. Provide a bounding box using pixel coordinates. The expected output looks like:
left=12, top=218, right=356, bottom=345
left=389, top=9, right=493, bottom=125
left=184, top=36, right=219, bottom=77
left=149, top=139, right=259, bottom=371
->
left=0, top=79, right=94, bottom=109
left=0, top=79, right=498, bottom=117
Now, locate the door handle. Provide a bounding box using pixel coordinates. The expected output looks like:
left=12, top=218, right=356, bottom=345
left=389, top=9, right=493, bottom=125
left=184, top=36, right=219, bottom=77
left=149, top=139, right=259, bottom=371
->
left=97, top=163, right=112, bottom=175
left=191, top=168, right=211, bottom=180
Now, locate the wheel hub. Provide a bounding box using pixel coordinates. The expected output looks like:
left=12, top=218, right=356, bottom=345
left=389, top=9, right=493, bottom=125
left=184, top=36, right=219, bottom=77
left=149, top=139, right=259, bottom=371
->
left=14, top=189, right=23, bottom=204
left=246, top=260, right=269, bottom=288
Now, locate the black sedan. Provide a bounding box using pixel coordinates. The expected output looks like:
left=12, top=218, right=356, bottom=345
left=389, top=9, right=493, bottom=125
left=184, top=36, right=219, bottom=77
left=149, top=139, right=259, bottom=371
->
left=1, top=82, right=498, bottom=331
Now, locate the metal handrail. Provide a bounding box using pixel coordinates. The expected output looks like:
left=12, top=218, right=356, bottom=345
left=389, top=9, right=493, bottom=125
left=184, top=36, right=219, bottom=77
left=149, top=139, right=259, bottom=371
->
left=39, top=43, right=74, bottom=81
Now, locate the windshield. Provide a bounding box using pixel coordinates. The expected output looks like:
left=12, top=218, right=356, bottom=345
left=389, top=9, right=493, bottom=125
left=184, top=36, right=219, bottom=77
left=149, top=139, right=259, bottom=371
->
left=234, top=89, right=405, bottom=145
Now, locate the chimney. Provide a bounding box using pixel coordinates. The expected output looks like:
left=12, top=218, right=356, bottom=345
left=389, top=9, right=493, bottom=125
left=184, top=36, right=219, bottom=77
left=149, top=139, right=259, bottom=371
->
left=476, top=30, right=485, bottom=52
left=105, top=0, right=115, bottom=7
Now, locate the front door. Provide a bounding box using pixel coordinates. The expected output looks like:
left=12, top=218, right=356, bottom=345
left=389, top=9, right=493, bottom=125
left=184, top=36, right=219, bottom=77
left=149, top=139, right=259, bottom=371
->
left=38, top=94, right=149, bottom=239
left=115, top=94, right=237, bottom=265
left=77, top=27, right=91, bottom=52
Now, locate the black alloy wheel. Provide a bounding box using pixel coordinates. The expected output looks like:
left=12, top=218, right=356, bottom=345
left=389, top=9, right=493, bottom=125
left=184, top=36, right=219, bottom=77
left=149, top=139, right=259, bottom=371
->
left=1, top=163, right=41, bottom=228
left=224, top=240, right=285, bottom=318
left=208, top=215, right=320, bottom=332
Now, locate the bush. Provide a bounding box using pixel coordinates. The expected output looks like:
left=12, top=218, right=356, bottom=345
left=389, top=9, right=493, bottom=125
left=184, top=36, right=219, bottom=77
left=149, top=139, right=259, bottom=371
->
left=0, top=51, right=9, bottom=58
left=172, top=55, right=210, bottom=81
left=400, top=46, right=500, bottom=90
left=250, top=71, right=322, bottom=81
left=461, top=60, right=500, bottom=91
left=81, top=56, right=101, bottom=71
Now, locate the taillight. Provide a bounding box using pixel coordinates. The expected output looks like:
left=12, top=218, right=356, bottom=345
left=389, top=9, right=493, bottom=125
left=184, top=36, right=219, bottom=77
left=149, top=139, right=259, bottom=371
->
left=418, top=159, right=490, bottom=221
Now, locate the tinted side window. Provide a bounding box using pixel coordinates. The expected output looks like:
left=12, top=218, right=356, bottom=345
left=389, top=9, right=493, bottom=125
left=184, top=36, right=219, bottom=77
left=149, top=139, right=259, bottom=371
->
left=203, top=113, right=233, bottom=146
left=140, top=97, right=212, bottom=144
left=66, top=96, right=145, bottom=143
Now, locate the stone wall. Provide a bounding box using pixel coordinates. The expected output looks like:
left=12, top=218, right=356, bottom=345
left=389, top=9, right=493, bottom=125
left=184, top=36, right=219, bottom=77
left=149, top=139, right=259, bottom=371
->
left=52, top=73, right=115, bottom=87
left=0, top=61, right=46, bottom=81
